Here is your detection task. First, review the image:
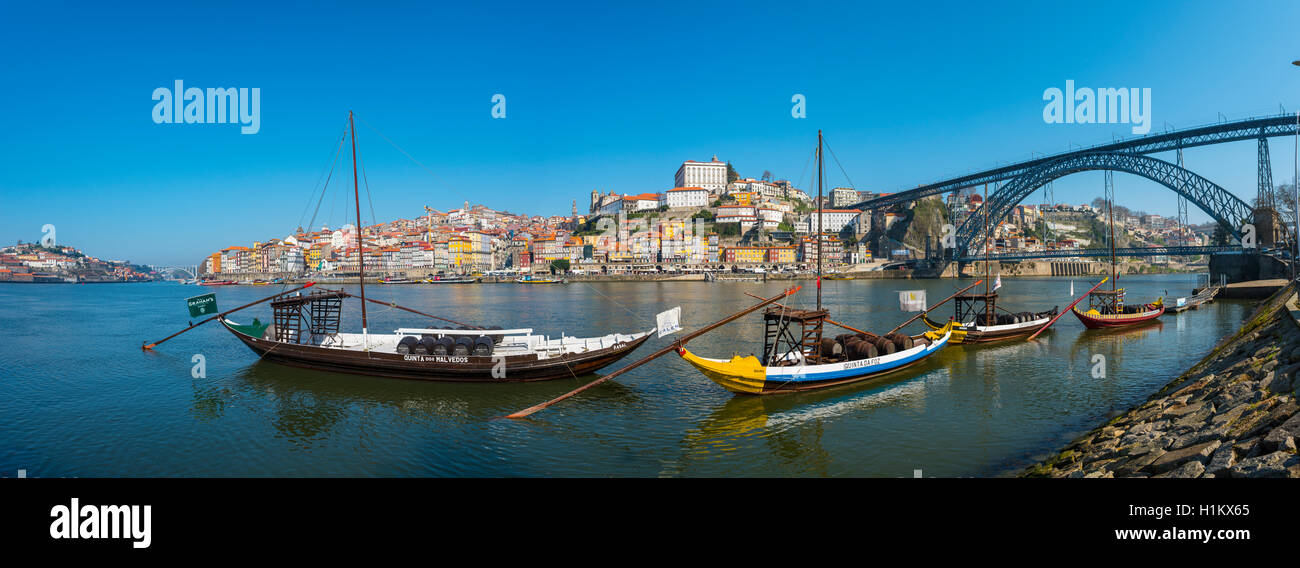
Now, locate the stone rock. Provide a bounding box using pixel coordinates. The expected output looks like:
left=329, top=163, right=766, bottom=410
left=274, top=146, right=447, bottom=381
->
left=1115, top=450, right=1167, bottom=477
left=1173, top=403, right=1215, bottom=428
left=1209, top=403, right=1248, bottom=427
left=1163, top=401, right=1205, bottom=417
left=1145, top=440, right=1220, bottom=475
left=1262, top=413, right=1300, bottom=452
left=1228, top=451, right=1300, bottom=478
left=1262, top=370, right=1294, bottom=395
left=1205, top=443, right=1237, bottom=476
left=1154, top=460, right=1205, bottom=478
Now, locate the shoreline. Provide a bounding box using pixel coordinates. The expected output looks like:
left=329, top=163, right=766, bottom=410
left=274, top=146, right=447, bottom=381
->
left=1022, top=281, right=1300, bottom=478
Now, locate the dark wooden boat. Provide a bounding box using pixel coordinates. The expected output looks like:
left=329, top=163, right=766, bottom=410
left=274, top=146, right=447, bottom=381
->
left=1071, top=290, right=1163, bottom=328
left=921, top=292, right=1058, bottom=343
left=220, top=308, right=651, bottom=382
left=216, top=111, right=653, bottom=382
left=923, top=180, right=1057, bottom=344
left=1069, top=171, right=1163, bottom=329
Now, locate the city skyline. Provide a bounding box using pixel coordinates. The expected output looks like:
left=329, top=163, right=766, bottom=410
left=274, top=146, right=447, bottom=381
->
left=3, top=0, right=1300, bottom=265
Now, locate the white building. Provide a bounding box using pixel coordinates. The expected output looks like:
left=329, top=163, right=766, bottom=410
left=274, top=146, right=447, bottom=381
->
left=675, top=156, right=728, bottom=194
left=799, top=209, right=862, bottom=233
left=624, top=193, right=662, bottom=211
left=831, top=187, right=860, bottom=208
left=665, top=186, right=710, bottom=209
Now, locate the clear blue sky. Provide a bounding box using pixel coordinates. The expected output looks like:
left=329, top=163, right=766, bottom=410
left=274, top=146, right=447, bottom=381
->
left=2, top=0, right=1299, bottom=265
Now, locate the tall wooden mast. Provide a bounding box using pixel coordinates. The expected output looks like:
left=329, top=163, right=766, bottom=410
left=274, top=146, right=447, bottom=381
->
left=350, top=111, right=369, bottom=341
left=816, top=130, right=823, bottom=311
left=984, top=183, right=991, bottom=323
left=1107, top=170, right=1116, bottom=294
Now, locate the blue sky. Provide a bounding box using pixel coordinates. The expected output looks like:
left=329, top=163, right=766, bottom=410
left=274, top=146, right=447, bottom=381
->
left=2, top=0, right=1299, bottom=265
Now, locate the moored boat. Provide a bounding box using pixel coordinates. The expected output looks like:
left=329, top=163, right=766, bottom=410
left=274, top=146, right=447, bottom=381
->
left=921, top=292, right=1058, bottom=343
left=219, top=292, right=652, bottom=382
left=516, top=276, right=563, bottom=284
left=680, top=306, right=955, bottom=394
left=679, top=130, right=954, bottom=395
left=201, top=111, right=653, bottom=382
left=1071, top=290, right=1163, bottom=328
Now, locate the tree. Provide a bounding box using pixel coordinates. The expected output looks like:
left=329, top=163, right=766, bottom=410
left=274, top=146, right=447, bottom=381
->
left=726, top=162, right=739, bottom=183
left=691, top=209, right=715, bottom=221
left=761, top=170, right=773, bottom=182
left=549, top=259, right=571, bottom=273
left=1211, top=224, right=1230, bottom=246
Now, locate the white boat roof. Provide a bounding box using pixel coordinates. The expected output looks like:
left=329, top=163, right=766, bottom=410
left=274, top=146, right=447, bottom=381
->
left=393, top=327, right=533, bottom=335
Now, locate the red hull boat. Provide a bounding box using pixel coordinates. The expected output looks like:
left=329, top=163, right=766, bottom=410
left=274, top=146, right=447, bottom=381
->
left=1071, top=300, right=1164, bottom=329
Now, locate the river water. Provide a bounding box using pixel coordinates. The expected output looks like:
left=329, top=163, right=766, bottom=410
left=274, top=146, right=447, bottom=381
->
left=0, top=274, right=1250, bottom=477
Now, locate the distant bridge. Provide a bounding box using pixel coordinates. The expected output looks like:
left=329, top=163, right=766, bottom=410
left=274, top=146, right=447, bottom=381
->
left=848, top=113, right=1299, bottom=263
left=152, top=265, right=198, bottom=279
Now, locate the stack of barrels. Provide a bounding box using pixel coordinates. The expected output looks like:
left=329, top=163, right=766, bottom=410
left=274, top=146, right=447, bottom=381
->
left=820, top=332, right=928, bottom=361
left=396, top=325, right=506, bottom=357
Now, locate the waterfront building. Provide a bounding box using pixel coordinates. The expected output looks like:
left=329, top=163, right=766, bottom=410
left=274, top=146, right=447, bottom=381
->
left=798, top=233, right=843, bottom=263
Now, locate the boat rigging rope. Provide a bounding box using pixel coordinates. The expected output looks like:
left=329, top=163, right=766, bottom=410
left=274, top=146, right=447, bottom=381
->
left=821, top=136, right=856, bottom=191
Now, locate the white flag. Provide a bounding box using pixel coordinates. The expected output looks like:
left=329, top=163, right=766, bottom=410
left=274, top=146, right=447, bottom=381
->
left=899, top=290, right=927, bottom=312
left=993, top=274, right=1002, bottom=291
left=656, top=306, right=682, bottom=338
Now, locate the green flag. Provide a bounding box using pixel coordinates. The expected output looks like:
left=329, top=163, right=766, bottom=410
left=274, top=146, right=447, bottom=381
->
left=186, top=293, right=218, bottom=317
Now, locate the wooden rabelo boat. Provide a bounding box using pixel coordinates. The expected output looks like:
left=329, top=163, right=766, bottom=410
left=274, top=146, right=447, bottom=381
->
left=679, top=306, right=955, bottom=394
left=213, top=112, right=652, bottom=382
left=921, top=292, right=1057, bottom=343
left=1069, top=171, right=1163, bottom=329
left=678, top=131, right=955, bottom=395
left=920, top=181, right=1057, bottom=344
left=1071, top=289, right=1163, bottom=329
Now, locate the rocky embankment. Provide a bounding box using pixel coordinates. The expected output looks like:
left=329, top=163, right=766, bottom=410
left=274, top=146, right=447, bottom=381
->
left=1023, top=284, right=1300, bottom=478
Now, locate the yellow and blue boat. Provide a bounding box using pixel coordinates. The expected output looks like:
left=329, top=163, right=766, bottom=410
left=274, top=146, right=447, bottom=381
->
left=678, top=306, right=955, bottom=395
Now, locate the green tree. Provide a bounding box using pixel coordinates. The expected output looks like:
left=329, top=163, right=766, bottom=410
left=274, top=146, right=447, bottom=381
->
left=549, top=259, right=571, bottom=273
left=726, top=162, right=739, bottom=183
left=1211, top=224, right=1229, bottom=246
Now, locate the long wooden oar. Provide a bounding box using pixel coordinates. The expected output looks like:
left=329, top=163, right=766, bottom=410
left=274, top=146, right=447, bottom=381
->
left=142, top=282, right=317, bottom=350
left=743, top=292, right=878, bottom=339
left=505, top=286, right=802, bottom=420
left=1026, top=277, right=1108, bottom=341
left=884, top=279, right=983, bottom=335
left=324, top=288, right=482, bottom=330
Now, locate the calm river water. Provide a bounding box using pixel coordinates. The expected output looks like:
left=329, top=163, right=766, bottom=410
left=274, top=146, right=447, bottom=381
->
left=0, top=274, right=1250, bottom=477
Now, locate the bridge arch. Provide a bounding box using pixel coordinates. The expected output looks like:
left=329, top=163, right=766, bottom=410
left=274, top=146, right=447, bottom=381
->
left=955, top=152, right=1254, bottom=258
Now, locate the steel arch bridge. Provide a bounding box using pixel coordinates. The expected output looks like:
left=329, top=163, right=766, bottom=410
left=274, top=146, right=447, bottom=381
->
left=849, top=113, right=1300, bottom=211
left=953, top=152, right=1254, bottom=260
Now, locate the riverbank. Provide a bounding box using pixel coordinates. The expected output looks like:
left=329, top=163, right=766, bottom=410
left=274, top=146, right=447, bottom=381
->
left=1022, top=282, right=1300, bottom=478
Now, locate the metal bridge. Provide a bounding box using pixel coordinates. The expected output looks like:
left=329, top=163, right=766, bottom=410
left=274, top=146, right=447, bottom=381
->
left=956, top=245, right=1238, bottom=263
left=152, top=265, right=199, bottom=279
left=849, top=113, right=1298, bottom=261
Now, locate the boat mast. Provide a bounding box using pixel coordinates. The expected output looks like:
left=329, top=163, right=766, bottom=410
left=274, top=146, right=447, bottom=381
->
left=350, top=111, right=369, bottom=343
left=816, top=129, right=823, bottom=311
left=984, top=182, right=991, bottom=324
left=1107, top=170, right=1116, bottom=294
